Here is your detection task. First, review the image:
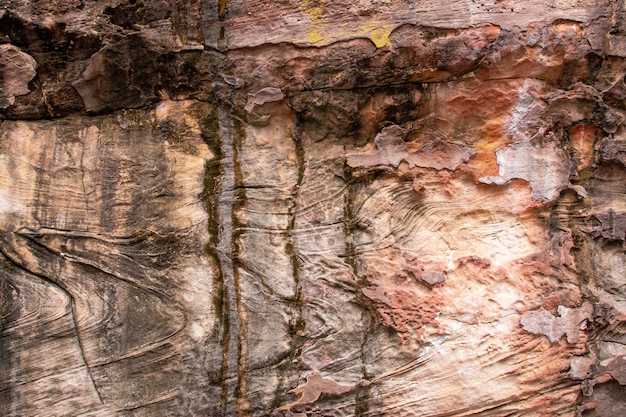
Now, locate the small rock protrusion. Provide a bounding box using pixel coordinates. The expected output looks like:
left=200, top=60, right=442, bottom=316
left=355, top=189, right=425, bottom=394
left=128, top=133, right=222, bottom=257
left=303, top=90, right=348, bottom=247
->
left=421, top=271, right=445, bottom=286
left=0, top=44, right=37, bottom=108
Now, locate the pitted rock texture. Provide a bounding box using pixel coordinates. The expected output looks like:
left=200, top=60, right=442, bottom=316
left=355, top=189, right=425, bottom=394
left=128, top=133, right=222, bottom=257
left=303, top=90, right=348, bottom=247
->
left=1, top=1, right=626, bottom=417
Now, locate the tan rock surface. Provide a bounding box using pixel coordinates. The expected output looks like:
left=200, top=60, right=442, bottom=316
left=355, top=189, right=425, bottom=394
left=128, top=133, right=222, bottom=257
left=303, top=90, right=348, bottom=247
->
left=1, top=1, right=626, bottom=416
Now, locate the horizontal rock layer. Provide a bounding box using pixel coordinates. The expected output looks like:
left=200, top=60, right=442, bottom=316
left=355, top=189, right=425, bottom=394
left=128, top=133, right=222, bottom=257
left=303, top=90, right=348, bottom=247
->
left=1, top=1, right=626, bottom=416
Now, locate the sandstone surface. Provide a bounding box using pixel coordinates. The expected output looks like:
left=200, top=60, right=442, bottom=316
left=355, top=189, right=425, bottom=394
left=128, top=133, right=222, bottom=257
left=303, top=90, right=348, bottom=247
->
left=1, top=1, right=626, bottom=416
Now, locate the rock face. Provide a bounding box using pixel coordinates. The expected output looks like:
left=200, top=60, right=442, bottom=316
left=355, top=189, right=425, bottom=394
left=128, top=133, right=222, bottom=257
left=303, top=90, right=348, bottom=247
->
left=1, top=1, right=626, bottom=416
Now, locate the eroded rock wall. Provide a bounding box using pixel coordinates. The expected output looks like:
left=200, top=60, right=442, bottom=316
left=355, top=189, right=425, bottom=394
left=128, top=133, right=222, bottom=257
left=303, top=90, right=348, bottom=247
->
left=1, top=1, right=625, bottom=416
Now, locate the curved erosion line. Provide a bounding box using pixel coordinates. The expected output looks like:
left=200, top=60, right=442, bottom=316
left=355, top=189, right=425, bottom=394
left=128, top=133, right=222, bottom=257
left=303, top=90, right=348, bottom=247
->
left=1, top=234, right=190, bottom=408
left=16, top=231, right=170, bottom=299
left=292, top=185, right=349, bottom=214
left=0, top=243, right=105, bottom=406
left=375, top=379, right=580, bottom=417
left=88, top=324, right=186, bottom=368
left=234, top=221, right=343, bottom=234
left=0, top=281, right=69, bottom=335
left=115, top=388, right=180, bottom=413
left=0, top=364, right=87, bottom=392
left=10, top=231, right=189, bottom=336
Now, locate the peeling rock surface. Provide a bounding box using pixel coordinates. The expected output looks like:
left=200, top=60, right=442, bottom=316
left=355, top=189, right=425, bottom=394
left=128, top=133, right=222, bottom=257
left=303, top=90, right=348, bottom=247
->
left=1, top=1, right=626, bottom=416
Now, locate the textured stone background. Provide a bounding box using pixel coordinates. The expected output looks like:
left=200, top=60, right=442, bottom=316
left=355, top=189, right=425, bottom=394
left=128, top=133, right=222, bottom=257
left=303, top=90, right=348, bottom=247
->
left=1, top=1, right=625, bottom=416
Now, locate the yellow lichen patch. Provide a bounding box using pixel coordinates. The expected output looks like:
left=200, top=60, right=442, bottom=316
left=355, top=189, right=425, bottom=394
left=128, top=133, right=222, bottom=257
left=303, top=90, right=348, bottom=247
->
left=299, top=0, right=325, bottom=23
left=298, top=0, right=327, bottom=44
left=308, top=29, right=324, bottom=43
left=306, top=6, right=324, bottom=21
left=361, top=21, right=393, bottom=48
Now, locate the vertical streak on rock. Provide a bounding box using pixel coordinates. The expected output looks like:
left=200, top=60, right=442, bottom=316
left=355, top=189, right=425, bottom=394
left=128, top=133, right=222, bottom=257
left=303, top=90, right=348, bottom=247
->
left=343, top=169, right=372, bottom=416
left=269, top=119, right=306, bottom=410
left=232, top=118, right=250, bottom=415
left=212, top=106, right=251, bottom=415
left=214, top=105, right=240, bottom=415
left=218, top=0, right=227, bottom=21
left=288, top=126, right=305, bottom=346
left=32, top=129, right=52, bottom=229
left=199, top=106, right=224, bottom=411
